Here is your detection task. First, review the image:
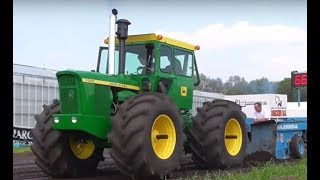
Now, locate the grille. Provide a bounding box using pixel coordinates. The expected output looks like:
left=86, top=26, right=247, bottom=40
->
left=59, top=75, right=76, bottom=86
left=60, top=88, right=79, bottom=113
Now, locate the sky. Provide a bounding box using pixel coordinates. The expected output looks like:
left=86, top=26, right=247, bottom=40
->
left=13, top=0, right=307, bottom=82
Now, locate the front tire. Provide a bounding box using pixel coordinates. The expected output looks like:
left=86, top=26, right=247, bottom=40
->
left=31, top=100, right=103, bottom=177
left=108, top=93, right=185, bottom=179
left=188, top=100, right=247, bottom=169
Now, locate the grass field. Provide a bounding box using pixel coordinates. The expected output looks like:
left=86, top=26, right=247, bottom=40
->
left=13, top=147, right=31, bottom=154
left=185, top=157, right=307, bottom=180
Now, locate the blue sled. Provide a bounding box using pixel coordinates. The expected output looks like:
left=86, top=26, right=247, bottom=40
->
left=245, top=117, right=307, bottom=160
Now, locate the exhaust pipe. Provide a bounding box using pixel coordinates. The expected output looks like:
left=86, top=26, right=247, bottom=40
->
left=108, top=9, right=118, bottom=75
left=116, top=19, right=131, bottom=75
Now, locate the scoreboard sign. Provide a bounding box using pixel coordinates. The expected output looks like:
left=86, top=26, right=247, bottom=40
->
left=291, top=71, right=307, bottom=88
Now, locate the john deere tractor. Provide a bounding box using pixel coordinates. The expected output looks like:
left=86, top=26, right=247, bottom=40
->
left=31, top=9, right=247, bottom=179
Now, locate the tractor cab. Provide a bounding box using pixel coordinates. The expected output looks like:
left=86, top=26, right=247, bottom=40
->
left=97, top=33, right=200, bottom=81
left=97, top=33, right=201, bottom=110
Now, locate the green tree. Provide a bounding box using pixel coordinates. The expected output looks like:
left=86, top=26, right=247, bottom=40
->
left=226, top=76, right=249, bottom=95
left=277, top=78, right=307, bottom=102
left=248, top=77, right=278, bottom=94
left=195, top=74, right=307, bottom=101
left=195, top=74, right=225, bottom=93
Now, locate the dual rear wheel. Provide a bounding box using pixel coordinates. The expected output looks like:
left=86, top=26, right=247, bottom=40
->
left=109, top=95, right=247, bottom=178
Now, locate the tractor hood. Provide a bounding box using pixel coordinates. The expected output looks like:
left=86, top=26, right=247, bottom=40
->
left=56, top=70, right=140, bottom=91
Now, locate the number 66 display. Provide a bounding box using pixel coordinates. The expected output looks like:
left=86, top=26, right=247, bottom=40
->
left=291, top=71, right=307, bottom=88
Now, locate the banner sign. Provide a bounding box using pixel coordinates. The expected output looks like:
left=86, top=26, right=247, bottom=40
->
left=13, top=126, right=33, bottom=147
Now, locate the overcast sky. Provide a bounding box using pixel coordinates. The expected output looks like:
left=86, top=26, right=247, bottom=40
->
left=13, top=0, right=307, bottom=82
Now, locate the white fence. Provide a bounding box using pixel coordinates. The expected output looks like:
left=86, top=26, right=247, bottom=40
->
left=13, top=73, right=223, bottom=129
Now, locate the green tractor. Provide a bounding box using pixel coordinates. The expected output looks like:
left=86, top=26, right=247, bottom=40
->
left=31, top=9, right=247, bottom=179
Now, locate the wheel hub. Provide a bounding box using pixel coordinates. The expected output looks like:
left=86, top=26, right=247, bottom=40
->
left=151, top=114, right=176, bottom=160
left=224, top=118, right=242, bottom=156
left=69, top=136, right=95, bottom=160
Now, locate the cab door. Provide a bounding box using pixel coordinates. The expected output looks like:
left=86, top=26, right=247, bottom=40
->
left=155, top=44, right=195, bottom=110
left=171, top=48, right=194, bottom=110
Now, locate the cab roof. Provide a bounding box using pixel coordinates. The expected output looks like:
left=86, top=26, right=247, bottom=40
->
left=105, top=33, right=200, bottom=51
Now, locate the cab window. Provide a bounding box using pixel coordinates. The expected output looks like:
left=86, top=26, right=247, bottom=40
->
left=159, top=45, right=173, bottom=74
left=174, top=49, right=193, bottom=77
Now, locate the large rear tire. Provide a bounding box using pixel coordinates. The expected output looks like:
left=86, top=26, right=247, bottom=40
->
left=188, top=100, right=247, bottom=169
left=108, top=93, right=185, bottom=179
left=30, top=100, right=104, bottom=177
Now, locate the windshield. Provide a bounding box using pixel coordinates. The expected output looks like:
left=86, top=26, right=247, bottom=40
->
left=98, top=44, right=155, bottom=75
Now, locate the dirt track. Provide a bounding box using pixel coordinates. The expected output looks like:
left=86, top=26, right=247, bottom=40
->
left=13, top=150, right=299, bottom=180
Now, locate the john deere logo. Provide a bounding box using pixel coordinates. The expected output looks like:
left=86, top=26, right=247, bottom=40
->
left=68, top=89, right=75, bottom=99
left=181, top=86, right=187, bottom=96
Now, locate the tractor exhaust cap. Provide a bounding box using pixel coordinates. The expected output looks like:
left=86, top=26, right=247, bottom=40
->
left=116, top=19, right=131, bottom=74
left=116, top=19, right=131, bottom=40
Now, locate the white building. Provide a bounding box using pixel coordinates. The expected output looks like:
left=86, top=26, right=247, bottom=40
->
left=13, top=64, right=59, bottom=128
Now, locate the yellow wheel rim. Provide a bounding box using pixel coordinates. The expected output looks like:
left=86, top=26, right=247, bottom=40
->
left=69, top=136, right=95, bottom=160
left=224, top=118, right=242, bottom=156
left=151, top=114, right=176, bottom=160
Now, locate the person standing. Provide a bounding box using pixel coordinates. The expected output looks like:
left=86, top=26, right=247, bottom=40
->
left=253, top=102, right=270, bottom=123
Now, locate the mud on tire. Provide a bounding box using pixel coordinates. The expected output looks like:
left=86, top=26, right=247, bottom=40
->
left=108, top=93, right=185, bottom=179
left=188, top=99, right=247, bottom=169
left=31, top=100, right=103, bottom=178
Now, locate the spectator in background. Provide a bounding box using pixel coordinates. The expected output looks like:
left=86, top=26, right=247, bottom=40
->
left=253, top=102, right=270, bottom=123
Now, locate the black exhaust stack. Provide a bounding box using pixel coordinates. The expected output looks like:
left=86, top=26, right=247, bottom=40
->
left=116, top=19, right=131, bottom=74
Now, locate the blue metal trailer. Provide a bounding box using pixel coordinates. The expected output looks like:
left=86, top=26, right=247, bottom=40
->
left=245, top=117, right=307, bottom=160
